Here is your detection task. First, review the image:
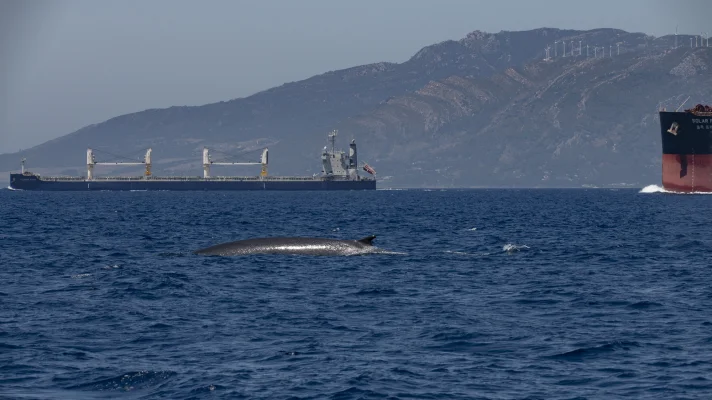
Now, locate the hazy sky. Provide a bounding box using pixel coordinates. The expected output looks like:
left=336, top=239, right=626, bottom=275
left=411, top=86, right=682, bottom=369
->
left=0, top=0, right=708, bottom=153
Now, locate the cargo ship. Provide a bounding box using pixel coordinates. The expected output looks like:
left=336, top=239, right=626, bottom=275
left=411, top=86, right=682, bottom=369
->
left=660, top=103, right=712, bottom=192
left=9, top=130, right=377, bottom=191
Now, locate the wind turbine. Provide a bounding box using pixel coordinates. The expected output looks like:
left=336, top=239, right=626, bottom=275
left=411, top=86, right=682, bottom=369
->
left=554, top=40, right=559, bottom=57
left=675, top=25, right=678, bottom=49
left=563, top=41, right=566, bottom=57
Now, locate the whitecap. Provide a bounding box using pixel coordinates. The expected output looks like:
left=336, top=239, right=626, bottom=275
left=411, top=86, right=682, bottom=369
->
left=503, top=244, right=529, bottom=253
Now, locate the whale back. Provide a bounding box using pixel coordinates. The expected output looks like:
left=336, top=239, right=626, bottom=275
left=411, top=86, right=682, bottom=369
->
left=194, top=235, right=377, bottom=256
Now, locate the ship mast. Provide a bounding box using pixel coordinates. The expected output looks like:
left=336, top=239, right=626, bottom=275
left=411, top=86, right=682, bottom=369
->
left=328, top=130, right=338, bottom=154
left=21, top=158, right=26, bottom=174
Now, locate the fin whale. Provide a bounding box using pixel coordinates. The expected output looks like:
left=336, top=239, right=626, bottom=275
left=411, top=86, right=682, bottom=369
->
left=194, top=235, right=378, bottom=256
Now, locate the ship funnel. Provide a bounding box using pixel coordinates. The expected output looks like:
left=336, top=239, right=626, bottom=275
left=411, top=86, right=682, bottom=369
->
left=349, top=139, right=357, bottom=169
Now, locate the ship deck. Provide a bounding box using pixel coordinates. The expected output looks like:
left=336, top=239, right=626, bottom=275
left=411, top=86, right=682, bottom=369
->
left=32, top=175, right=372, bottom=182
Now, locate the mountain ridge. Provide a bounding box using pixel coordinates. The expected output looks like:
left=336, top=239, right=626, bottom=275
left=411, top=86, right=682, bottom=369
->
left=2, top=27, right=709, bottom=187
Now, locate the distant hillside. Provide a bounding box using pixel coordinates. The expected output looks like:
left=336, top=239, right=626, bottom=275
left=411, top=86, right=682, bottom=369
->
left=2, top=28, right=709, bottom=188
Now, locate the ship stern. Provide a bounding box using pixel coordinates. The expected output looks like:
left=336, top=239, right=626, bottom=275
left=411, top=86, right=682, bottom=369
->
left=9, top=173, right=42, bottom=190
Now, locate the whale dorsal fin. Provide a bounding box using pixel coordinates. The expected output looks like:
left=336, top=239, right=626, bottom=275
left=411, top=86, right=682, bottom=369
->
left=357, top=235, right=376, bottom=246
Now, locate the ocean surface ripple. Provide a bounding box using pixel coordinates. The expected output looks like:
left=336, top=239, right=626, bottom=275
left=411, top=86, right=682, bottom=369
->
left=2, top=189, right=712, bottom=399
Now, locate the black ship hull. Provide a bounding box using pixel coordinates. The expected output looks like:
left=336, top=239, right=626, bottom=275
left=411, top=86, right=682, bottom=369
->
left=9, top=174, right=376, bottom=191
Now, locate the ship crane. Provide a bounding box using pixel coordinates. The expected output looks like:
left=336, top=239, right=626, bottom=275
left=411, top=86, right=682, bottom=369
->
left=202, top=147, right=269, bottom=178
left=87, top=148, right=152, bottom=180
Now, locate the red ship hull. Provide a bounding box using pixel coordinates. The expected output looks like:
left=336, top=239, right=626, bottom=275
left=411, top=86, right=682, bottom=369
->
left=662, top=154, right=712, bottom=192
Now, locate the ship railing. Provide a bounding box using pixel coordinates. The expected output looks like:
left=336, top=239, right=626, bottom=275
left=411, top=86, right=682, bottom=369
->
left=36, top=175, right=375, bottom=182
left=40, top=176, right=87, bottom=181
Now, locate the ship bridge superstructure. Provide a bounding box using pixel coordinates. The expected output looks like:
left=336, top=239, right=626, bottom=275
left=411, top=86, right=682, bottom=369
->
left=321, top=130, right=361, bottom=179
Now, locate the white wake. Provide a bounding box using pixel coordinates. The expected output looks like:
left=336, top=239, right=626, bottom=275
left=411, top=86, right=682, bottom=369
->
left=639, top=184, right=712, bottom=195
left=639, top=185, right=668, bottom=194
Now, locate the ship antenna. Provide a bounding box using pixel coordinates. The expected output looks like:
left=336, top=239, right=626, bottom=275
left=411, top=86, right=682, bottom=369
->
left=328, top=129, right=338, bottom=154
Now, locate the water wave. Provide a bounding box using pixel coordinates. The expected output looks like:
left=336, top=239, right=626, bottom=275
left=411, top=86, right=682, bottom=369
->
left=3, top=189, right=712, bottom=398
left=66, top=370, right=177, bottom=392
left=549, top=341, right=641, bottom=361
left=444, top=250, right=492, bottom=257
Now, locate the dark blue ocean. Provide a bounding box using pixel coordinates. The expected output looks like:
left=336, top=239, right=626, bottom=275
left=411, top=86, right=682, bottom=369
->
left=2, top=188, right=712, bottom=399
